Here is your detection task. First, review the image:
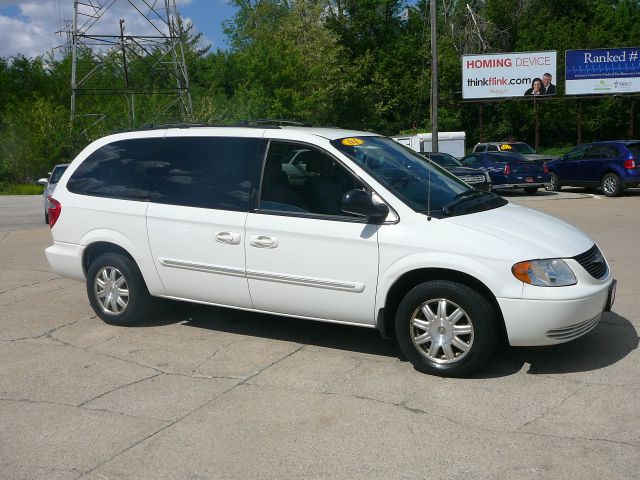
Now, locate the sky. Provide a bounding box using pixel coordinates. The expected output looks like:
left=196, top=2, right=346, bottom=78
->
left=0, top=0, right=237, bottom=58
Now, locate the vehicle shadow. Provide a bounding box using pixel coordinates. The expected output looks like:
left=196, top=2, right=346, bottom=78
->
left=153, top=301, right=401, bottom=358
left=477, top=312, right=638, bottom=378
left=148, top=302, right=637, bottom=378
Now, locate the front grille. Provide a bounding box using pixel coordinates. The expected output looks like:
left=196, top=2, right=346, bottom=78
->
left=459, top=175, right=486, bottom=184
left=546, top=313, right=601, bottom=341
left=573, top=244, right=608, bottom=279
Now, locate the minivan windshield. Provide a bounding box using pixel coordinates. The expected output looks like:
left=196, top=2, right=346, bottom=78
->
left=331, top=136, right=506, bottom=217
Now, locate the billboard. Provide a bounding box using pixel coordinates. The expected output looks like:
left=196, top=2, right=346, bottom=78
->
left=566, top=48, right=640, bottom=95
left=462, top=51, right=557, bottom=99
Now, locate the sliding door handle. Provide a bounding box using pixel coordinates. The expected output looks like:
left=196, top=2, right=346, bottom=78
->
left=249, top=235, right=278, bottom=249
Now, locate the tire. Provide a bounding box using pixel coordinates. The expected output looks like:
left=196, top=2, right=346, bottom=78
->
left=601, top=173, right=623, bottom=197
left=546, top=172, right=561, bottom=191
left=44, top=210, right=49, bottom=224
left=395, top=280, right=497, bottom=377
left=523, top=186, right=538, bottom=195
left=86, top=252, right=152, bottom=326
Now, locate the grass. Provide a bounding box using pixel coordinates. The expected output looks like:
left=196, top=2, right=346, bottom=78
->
left=0, top=184, right=44, bottom=195
left=537, top=145, right=573, bottom=157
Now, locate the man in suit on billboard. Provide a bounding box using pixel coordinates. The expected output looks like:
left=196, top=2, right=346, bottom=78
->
left=541, top=73, right=556, bottom=95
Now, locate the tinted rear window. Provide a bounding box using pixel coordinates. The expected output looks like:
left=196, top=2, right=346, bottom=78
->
left=626, top=143, right=640, bottom=157
left=67, top=139, right=159, bottom=199
left=151, top=136, right=260, bottom=211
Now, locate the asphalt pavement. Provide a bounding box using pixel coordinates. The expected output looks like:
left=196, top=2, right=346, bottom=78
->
left=1, top=193, right=638, bottom=479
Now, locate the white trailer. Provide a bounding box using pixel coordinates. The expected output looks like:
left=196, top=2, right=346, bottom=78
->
left=392, top=131, right=466, bottom=158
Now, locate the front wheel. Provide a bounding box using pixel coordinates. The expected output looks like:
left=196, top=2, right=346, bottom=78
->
left=86, top=253, right=152, bottom=326
left=395, top=280, right=497, bottom=377
left=601, top=173, right=623, bottom=197
left=523, top=186, right=539, bottom=194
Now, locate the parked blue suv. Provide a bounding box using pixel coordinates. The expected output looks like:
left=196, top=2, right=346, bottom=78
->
left=546, top=141, right=640, bottom=197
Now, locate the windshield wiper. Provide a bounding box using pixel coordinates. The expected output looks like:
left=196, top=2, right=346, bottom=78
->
left=443, top=190, right=488, bottom=215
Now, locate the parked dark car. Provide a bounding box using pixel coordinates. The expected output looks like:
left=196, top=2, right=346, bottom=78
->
left=472, top=142, right=553, bottom=162
left=37, top=163, right=70, bottom=224
left=423, top=152, right=492, bottom=191
left=545, top=141, right=640, bottom=197
left=460, top=151, right=549, bottom=194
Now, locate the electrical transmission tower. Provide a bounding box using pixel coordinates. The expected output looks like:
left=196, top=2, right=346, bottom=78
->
left=70, top=0, right=193, bottom=131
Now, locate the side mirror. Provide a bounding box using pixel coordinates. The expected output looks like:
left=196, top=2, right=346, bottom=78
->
left=341, top=189, right=389, bottom=223
left=37, top=178, right=48, bottom=186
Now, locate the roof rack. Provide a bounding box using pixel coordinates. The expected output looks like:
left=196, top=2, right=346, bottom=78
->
left=113, top=119, right=313, bottom=134
left=140, top=122, right=215, bottom=130
left=240, top=119, right=312, bottom=128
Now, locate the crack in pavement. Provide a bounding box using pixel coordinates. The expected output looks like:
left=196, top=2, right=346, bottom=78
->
left=0, top=280, right=71, bottom=307
left=77, top=372, right=164, bottom=408
left=233, top=382, right=640, bottom=450
left=0, top=232, right=10, bottom=248
left=0, top=397, right=172, bottom=424
left=1, top=319, right=82, bottom=343
left=0, top=276, right=63, bottom=296
left=80, top=338, right=319, bottom=477
left=516, top=387, right=583, bottom=431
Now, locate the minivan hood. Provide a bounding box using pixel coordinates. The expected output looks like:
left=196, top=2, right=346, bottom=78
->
left=444, top=203, right=593, bottom=258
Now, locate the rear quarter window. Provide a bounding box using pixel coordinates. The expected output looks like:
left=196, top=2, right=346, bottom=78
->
left=67, top=138, right=159, bottom=199
left=150, top=136, right=261, bottom=211
left=626, top=143, right=640, bottom=157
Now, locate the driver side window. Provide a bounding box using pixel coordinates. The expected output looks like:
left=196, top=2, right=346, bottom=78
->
left=259, top=142, right=365, bottom=218
left=566, top=145, right=589, bottom=161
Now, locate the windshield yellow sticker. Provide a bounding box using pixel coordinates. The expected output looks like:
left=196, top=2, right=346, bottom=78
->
left=341, top=137, right=364, bottom=146
left=499, top=144, right=512, bottom=150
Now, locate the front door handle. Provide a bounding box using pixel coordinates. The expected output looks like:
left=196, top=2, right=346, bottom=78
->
left=249, top=235, right=279, bottom=249
left=215, top=231, right=241, bottom=245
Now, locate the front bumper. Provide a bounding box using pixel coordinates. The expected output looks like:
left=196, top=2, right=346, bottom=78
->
left=498, top=278, right=614, bottom=346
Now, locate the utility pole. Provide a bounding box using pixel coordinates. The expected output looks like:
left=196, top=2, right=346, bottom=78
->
left=70, top=0, right=78, bottom=126
left=430, top=0, right=439, bottom=152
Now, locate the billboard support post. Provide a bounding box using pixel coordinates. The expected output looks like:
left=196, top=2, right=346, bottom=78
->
left=577, top=100, right=582, bottom=145
left=534, top=97, right=540, bottom=150
left=629, top=98, right=635, bottom=138
left=479, top=103, right=484, bottom=142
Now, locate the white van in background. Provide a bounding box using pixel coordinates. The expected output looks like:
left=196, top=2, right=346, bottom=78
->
left=392, top=131, right=466, bottom=158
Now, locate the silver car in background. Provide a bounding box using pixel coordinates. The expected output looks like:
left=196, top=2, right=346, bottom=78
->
left=38, top=163, right=69, bottom=224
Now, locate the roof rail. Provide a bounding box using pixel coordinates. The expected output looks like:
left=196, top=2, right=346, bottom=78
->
left=241, top=119, right=312, bottom=127
left=140, top=122, right=215, bottom=130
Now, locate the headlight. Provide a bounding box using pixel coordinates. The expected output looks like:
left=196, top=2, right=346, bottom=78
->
left=512, top=259, right=576, bottom=287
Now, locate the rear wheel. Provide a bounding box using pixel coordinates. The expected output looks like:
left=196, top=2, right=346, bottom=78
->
left=601, top=173, right=623, bottom=197
left=86, top=253, right=152, bottom=326
left=395, top=280, right=497, bottom=377
left=523, top=186, right=538, bottom=194
left=44, top=210, right=49, bottom=224
left=546, top=172, right=561, bottom=191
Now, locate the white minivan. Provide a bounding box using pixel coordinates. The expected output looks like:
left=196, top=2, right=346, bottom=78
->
left=45, top=126, right=616, bottom=377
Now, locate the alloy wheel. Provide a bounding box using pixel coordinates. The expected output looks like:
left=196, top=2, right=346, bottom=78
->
left=94, top=266, right=129, bottom=315
left=409, top=298, right=474, bottom=364
left=603, top=176, right=617, bottom=195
